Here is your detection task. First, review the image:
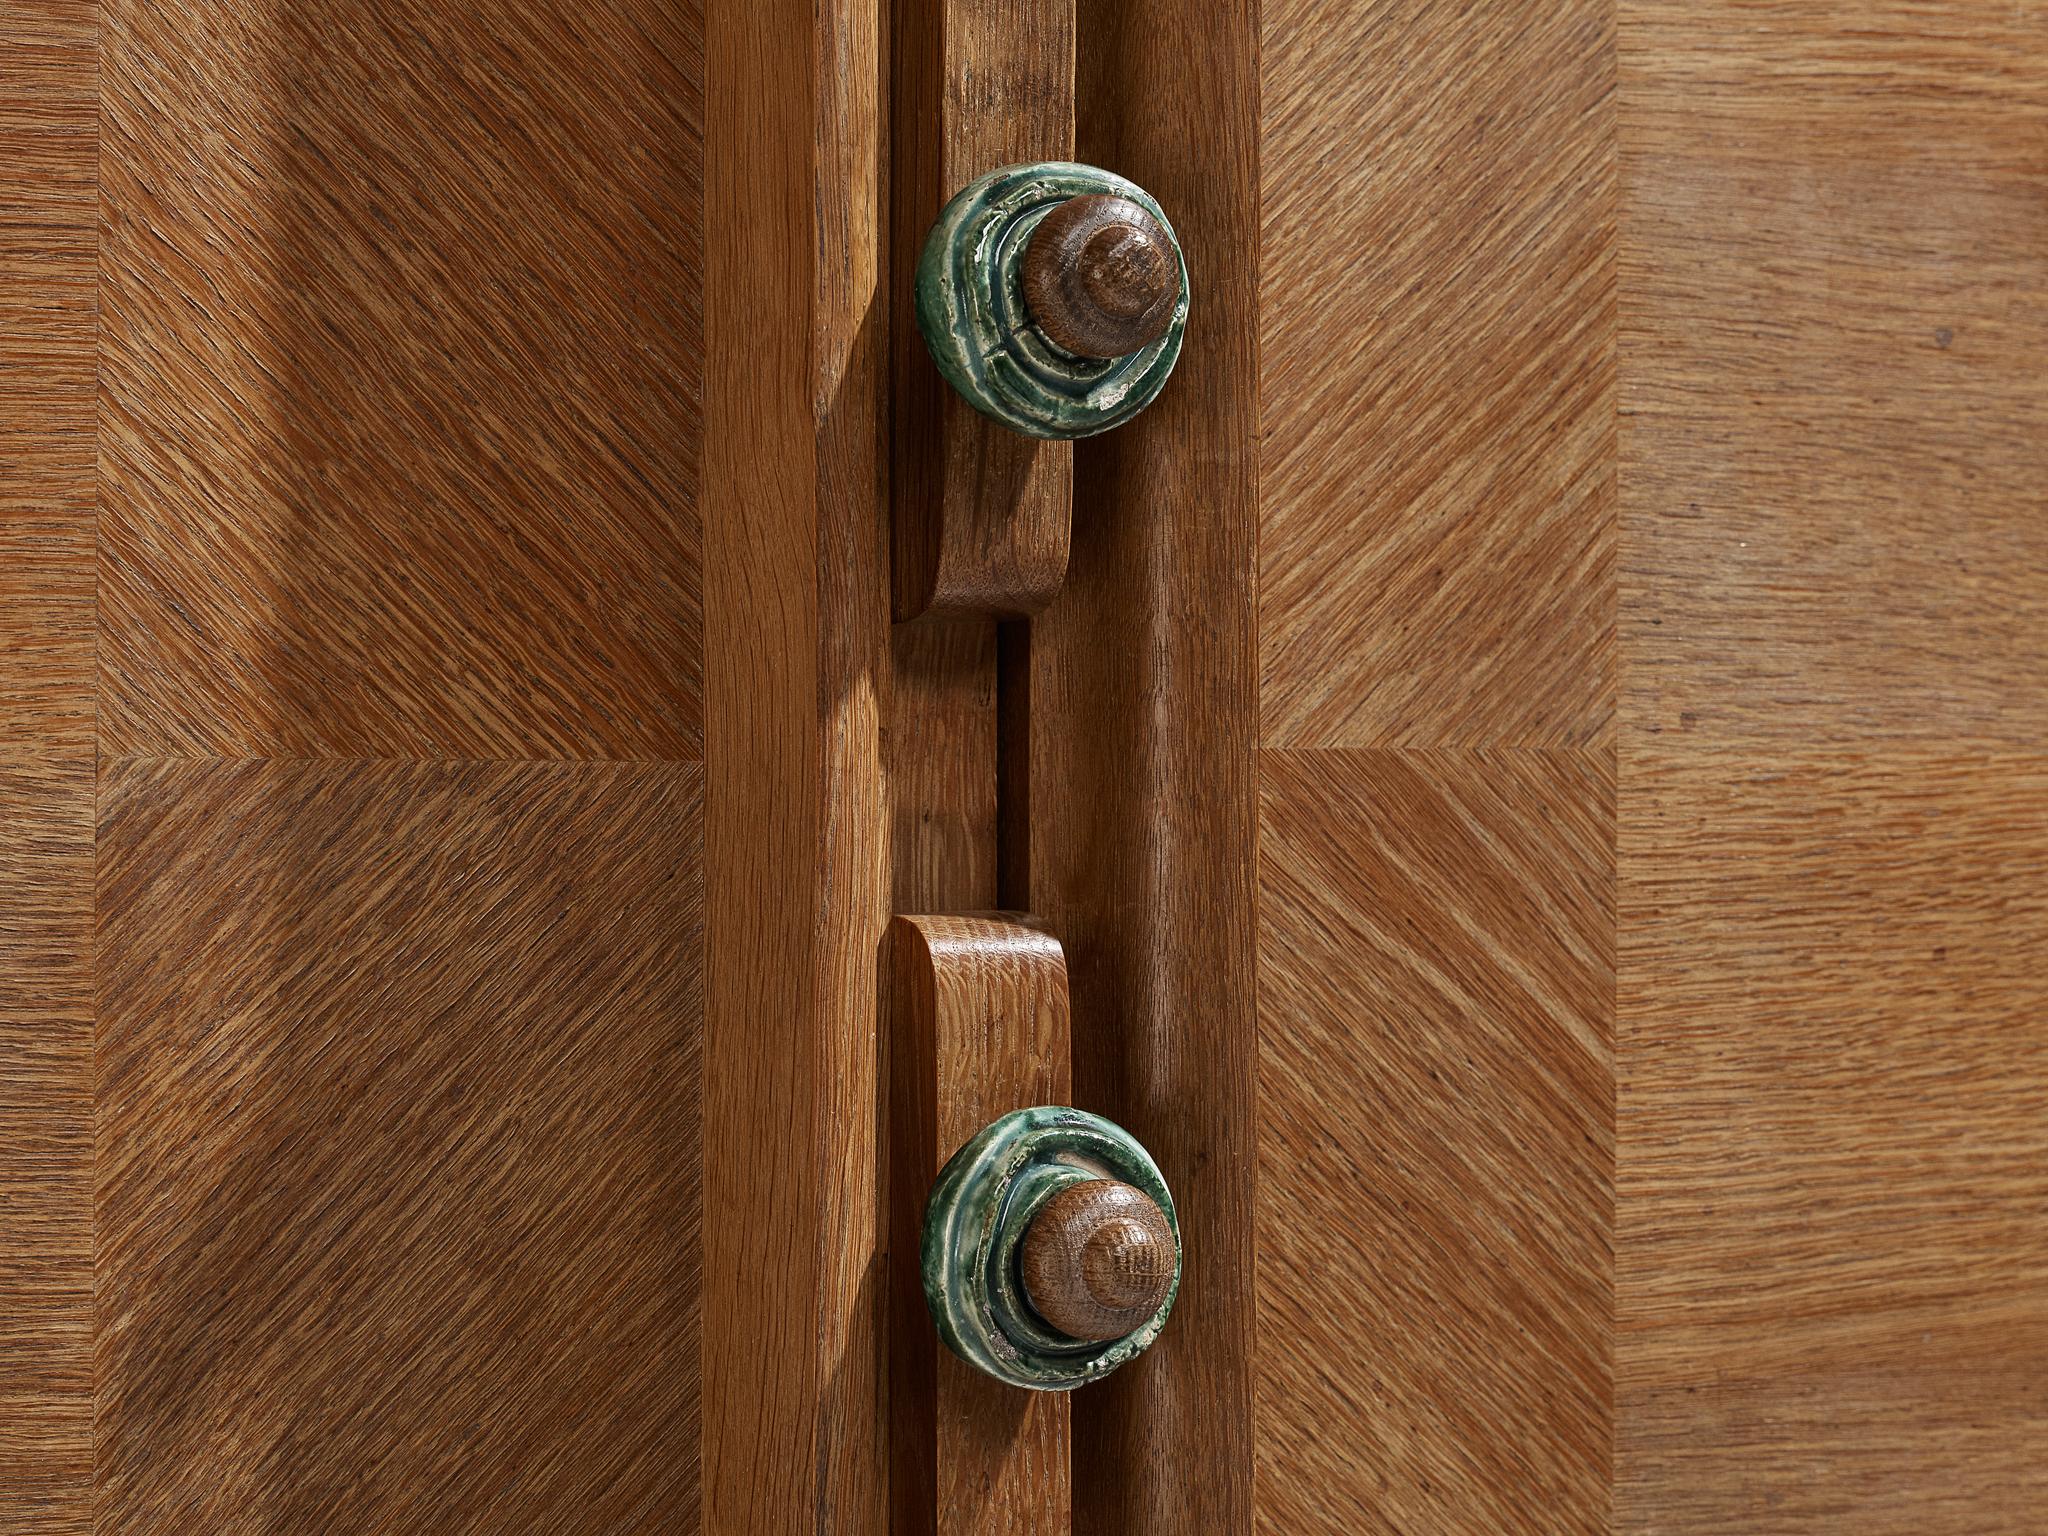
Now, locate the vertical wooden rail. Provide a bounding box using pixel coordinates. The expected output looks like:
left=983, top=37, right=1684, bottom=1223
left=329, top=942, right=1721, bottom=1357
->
left=0, top=4, right=96, bottom=1528
left=887, top=1, right=1076, bottom=1534
left=1017, top=0, right=1263, bottom=1531
left=704, top=0, right=889, bottom=1531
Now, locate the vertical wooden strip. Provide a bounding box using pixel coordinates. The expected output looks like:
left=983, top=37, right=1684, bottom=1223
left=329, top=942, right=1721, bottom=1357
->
left=890, top=917, right=1073, bottom=1536
left=0, top=761, right=93, bottom=1534
left=887, top=618, right=1001, bottom=1536
left=0, top=0, right=95, bottom=756
left=0, top=2, right=95, bottom=1528
left=817, top=0, right=892, bottom=1523
left=888, top=1, right=1075, bottom=1531
left=704, top=0, right=889, bottom=1529
left=703, top=0, right=819, bottom=1520
left=1025, top=1, right=1261, bottom=1530
left=1252, top=2, right=1618, bottom=1527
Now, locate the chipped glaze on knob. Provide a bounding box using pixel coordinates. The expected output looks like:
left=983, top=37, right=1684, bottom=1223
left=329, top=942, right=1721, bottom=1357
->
left=1022, top=195, right=1183, bottom=360
left=914, top=162, right=1189, bottom=439
left=920, top=1106, right=1181, bottom=1391
left=1021, top=1179, right=1178, bottom=1342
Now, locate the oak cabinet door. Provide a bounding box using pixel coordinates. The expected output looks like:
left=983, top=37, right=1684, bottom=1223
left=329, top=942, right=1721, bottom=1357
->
left=6, top=3, right=2042, bottom=1533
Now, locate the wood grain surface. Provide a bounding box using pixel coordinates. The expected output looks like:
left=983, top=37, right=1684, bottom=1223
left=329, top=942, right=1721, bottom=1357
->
left=1257, top=750, right=1614, bottom=1535
left=890, top=0, right=1073, bottom=621
left=0, top=0, right=95, bottom=758
left=1260, top=0, right=1617, bottom=749
left=814, top=0, right=893, bottom=1524
left=1616, top=4, right=2048, bottom=1528
left=1, top=6, right=97, bottom=1530
left=702, top=0, right=891, bottom=1528
left=1008, top=3, right=1263, bottom=1529
left=98, top=0, right=703, bottom=759
left=1617, top=751, right=2048, bottom=1530
left=1619, top=0, right=2048, bottom=746
left=889, top=916, right=1072, bottom=1536
left=0, top=760, right=94, bottom=1536
left=94, top=760, right=703, bottom=1532
left=5, top=1, right=2041, bottom=1530
left=1254, top=3, right=1618, bottom=1532
left=6, top=2, right=714, bottom=1528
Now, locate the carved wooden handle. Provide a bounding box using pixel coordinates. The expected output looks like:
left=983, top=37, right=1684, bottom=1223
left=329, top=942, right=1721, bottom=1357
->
left=1021, top=194, right=1183, bottom=360
left=1020, top=1178, right=1178, bottom=1342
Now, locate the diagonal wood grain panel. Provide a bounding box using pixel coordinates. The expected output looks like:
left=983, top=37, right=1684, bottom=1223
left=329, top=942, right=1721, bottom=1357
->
left=94, top=760, right=702, bottom=1533
left=1619, top=1, right=2048, bottom=747
left=98, top=0, right=703, bottom=759
left=1256, top=749, right=1614, bottom=1535
left=1617, top=750, right=2048, bottom=1531
left=1261, top=0, right=1617, bottom=749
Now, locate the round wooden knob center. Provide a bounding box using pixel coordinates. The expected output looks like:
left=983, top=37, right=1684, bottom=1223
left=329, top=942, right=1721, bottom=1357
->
left=1019, top=1180, right=1177, bottom=1342
left=1021, top=195, right=1181, bottom=359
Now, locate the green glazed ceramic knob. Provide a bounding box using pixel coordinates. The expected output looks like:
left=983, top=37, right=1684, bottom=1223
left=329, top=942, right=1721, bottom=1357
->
left=915, top=163, right=1190, bottom=439
left=921, top=1106, right=1181, bottom=1391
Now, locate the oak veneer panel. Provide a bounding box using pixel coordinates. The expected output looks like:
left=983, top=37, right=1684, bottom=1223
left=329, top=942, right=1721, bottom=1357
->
left=98, top=0, right=703, bottom=759
left=0, top=760, right=94, bottom=1535
left=1616, top=750, right=2048, bottom=1531
left=0, top=0, right=95, bottom=757
left=1618, top=1, right=2048, bottom=746
left=1, top=7, right=96, bottom=1528
left=1260, top=0, right=1617, bottom=750
left=1256, top=749, right=1613, bottom=1536
left=93, top=760, right=702, bottom=1533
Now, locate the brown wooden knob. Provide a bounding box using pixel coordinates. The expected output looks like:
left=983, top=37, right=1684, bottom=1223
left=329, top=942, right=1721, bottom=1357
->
left=1021, top=194, right=1182, bottom=359
left=1019, top=1179, right=1177, bottom=1342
